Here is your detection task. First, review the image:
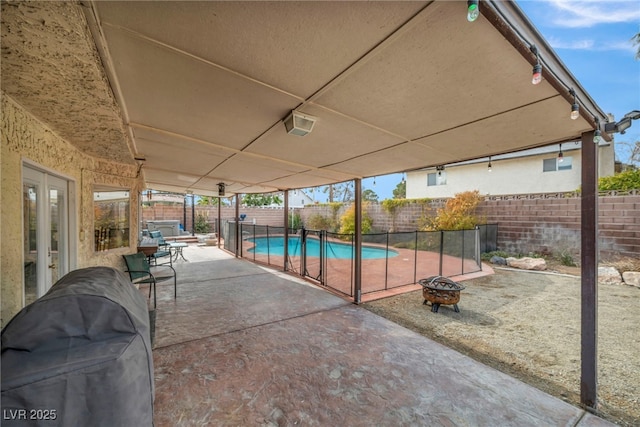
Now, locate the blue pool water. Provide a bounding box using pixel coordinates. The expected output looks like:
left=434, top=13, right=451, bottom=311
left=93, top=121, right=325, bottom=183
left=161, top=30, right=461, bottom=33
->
left=247, top=236, right=398, bottom=260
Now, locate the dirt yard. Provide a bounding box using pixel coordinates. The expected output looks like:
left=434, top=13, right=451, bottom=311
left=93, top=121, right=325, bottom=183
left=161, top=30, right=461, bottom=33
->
left=363, top=266, right=639, bottom=427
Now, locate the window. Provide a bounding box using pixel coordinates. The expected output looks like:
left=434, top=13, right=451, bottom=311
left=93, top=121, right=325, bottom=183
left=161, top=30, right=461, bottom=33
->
left=558, top=156, right=573, bottom=171
left=543, top=157, right=572, bottom=172
left=94, top=187, right=130, bottom=251
left=427, top=172, right=446, bottom=186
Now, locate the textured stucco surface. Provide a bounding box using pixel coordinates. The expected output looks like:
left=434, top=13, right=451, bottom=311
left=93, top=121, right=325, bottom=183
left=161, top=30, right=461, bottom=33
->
left=1, top=0, right=134, bottom=165
left=1, top=95, right=143, bottom=326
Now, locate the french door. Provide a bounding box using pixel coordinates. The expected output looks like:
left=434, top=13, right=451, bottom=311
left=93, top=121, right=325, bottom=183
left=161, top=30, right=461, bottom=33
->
left=23, top=166, right=70, bottom=306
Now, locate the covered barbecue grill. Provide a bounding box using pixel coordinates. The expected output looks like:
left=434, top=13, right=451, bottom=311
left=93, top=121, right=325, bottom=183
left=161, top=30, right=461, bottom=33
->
left=1, top=267, right=154, bottom=426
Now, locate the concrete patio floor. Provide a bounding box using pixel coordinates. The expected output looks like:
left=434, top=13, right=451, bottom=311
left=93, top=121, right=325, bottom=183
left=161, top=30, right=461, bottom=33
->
left=149, top=245, right=615, bottom=426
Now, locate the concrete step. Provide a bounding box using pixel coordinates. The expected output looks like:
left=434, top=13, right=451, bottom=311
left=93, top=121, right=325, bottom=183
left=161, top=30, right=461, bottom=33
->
left=171, top=235, right=200, bottom=244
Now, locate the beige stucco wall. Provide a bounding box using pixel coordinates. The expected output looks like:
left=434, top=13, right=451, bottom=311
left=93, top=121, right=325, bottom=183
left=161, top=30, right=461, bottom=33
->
left=407, top=142, right=615, bottom=199
left=1, top=94, right=143, bottom=326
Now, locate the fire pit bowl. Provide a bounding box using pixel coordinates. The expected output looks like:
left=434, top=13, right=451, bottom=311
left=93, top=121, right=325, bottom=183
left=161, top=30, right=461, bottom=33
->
left=418, top=276, right=466, bottom=313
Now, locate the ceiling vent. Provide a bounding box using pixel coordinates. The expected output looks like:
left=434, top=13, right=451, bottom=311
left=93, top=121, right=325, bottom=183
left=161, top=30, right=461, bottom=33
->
left=284, top=111, right=316, bottom=137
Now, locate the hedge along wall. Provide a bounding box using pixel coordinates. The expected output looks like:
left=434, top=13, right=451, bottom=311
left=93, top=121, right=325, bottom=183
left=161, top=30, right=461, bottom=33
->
left=141, top=193, right=639, bottom=259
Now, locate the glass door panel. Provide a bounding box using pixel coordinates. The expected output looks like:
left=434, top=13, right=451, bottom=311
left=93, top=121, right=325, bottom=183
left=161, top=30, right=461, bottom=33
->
left=22, top=166, right=69, bottom=306
left=23, top=181, right=39, bottom=306
left=48, top=180, right=67, bottom=285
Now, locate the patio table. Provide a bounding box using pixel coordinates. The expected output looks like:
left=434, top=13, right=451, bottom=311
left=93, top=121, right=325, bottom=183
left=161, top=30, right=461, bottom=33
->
left=169, top=242, right=188, bottom=262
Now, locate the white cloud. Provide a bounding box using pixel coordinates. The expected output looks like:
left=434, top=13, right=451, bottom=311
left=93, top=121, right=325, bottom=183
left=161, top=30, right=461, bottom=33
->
left=544, top=0, right=640, bottom=28
left=547, top=37, right=595, bottom=49
left=547, top=36, right=637, bottom=53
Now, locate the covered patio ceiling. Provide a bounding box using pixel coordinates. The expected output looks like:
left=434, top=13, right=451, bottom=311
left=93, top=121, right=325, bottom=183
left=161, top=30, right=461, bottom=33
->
left=1, top=1, right=609, bottom=197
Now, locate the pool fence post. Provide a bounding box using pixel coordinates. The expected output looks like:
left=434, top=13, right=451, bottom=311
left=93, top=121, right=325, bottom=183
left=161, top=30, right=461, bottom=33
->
left=384, top=231, right=390, bottom=291
left=354, top=179, right=362, bottom=304
left=413, top=231, right=418, bottom=284
left=301, top=227, right=307, bottom=276
left=320, top=230, right=325, bottom=286
left=439, top=230, right=444, bottom=276
left=475, top=226, right=481, bottom=271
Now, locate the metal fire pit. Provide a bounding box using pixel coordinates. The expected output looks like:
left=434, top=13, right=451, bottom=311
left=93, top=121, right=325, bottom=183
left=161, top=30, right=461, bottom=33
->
left=418, top=276, right=465, bottom=313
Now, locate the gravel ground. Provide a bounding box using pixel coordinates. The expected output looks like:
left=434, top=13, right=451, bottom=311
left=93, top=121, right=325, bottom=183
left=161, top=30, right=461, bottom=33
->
left=363, top=267, right=639, bottom=427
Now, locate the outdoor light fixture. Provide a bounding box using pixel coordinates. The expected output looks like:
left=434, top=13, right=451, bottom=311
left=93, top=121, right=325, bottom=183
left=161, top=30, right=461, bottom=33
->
left=558, top=144, right=564, bottom=163
left=402, top=173, right=406, bottom=184
left=436, top=165, right=446, bottom=184
left=593, top=118, right=602, bottom=143
left=569, top=89, right=579, bottom=120
left=530, top=45, right=542, bottom=85
left=283, top=110, right=317, bottom=136
left=467, top=0, right=479, bottom=22
left=488, top=157, right=492, bottom=172
left=604, top=110, right=640, bottom=135
left=593, top=128, right=602, bottom=143
left=373, top=176, right=377, bottom=187
left=217, top=182, right=225, bottom=197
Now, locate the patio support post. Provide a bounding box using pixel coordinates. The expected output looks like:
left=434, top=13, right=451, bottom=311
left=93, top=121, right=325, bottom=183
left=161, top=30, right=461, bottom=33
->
left=183, top=195, right=187, bottom=233
left=284, top=190, right=289, bottom=272
left=354, top=179, right=362, bottom=303
left=217, top=200, right=221, bottom=248
left=461, top=229, right=465, bottom=275
left=235, top=194, right=240, bottom=257
left=580, top=130, right=598, bottom=409
left=191, top=194, right=195, bottom=236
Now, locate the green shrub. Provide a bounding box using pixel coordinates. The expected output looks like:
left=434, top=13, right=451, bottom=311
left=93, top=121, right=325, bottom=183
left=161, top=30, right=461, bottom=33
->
left=598, top=169, right=640, bottom=192
left=194, top=213, right=211, bottom=233
left=420, top=190, right=484, bottom=231
left=339, top=203, right=373, bottom=235
left=305, top=213, right=337, bottom=232
left=481, top=250, right=511, bottom=261
left=557, top=250, right=577, bottom=267
left=289, top=212, right=303, bottom=230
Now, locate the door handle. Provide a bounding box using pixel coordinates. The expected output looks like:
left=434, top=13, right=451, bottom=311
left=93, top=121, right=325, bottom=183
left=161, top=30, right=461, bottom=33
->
left=48, top=264, right=56, bottom=269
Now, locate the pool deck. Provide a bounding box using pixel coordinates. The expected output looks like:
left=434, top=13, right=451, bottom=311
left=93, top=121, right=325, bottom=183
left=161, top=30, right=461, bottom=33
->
left=241, top=236, right=491, bottom=298
left=148, top=245, right=615, bottom=426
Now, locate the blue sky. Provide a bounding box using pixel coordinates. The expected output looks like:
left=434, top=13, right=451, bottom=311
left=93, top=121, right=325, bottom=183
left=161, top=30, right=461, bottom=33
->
left=309, top=0, right=640, bottom=202
left=518, top=0, right=640, bottom=158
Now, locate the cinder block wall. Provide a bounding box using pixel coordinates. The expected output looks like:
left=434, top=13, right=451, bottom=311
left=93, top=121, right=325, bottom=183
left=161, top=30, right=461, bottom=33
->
left=141, top=206, right=290, bottom=232
left=477, top=194, right=640, bottom=259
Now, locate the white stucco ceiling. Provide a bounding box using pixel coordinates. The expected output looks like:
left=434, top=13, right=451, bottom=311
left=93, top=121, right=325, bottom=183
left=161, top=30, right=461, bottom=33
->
left=1, top=1, right=609, bottom=197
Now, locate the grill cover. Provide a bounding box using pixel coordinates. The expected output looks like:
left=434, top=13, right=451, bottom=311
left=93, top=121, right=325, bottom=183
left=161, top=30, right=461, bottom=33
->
left=1, top=267, right=154, bottom=426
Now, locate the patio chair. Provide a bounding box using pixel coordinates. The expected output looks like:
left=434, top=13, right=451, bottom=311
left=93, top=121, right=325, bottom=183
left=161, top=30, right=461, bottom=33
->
left=123, top=252, right=176, bottom=308
left=148, top=230, right=173, bottom=266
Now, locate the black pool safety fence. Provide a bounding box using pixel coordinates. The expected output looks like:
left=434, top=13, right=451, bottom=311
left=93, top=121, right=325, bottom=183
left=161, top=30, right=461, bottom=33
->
left=223, top=222, right=498, bottom=299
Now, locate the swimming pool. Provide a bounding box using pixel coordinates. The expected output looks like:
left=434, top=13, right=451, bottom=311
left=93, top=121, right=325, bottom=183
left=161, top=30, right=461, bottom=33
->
left=247, top=236, right=398, bottom=260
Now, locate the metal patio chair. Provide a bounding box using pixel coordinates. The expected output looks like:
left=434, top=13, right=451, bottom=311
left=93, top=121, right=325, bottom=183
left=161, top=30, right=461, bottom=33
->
left=123, top=252, right=176, bottom=308
left=148, top=230, right=173, bottom=266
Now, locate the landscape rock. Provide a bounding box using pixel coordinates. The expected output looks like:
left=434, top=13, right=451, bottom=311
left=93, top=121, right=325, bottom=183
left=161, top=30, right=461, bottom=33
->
left=506, top=257, right=547, bottom=271
left=490, top=256, right=507, bottom=265
left=598, top=266, right=623, bottom=285
left=622, top=271, right=640, bottom=287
